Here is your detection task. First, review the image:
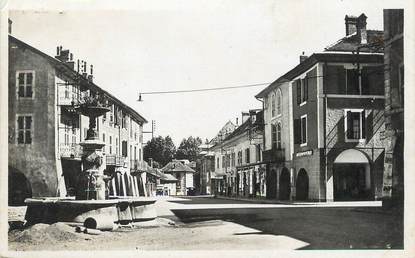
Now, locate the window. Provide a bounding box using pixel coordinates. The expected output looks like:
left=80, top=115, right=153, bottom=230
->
left=17, top=71, right=34, bottom=98
left=109, top=136, right=113, bottom=154
left=122, top=113, right=127, bottom=129
left=276, top=123, right=282, bottom=149
left=272, top=123, right=282, bottom=149
left=276, top=89, right=282, bottom=115
left=245, top=148, right=250, bottom=164
left=271, top=93, right=276, bottom=117
left=256, top=144, right=261, bottom=162
left=231, top=152, right=235, bottom=167
left=237, top=151, right=242, bottom=165
left=296, top=77, right=308, bottom=105
left=121, top=141, right=127, bottom=157
left=130, top=119, right=133, bottom=138
left=272, top=124, right=277, bottom=150
left=109, top=105, right=114, bottom=124
left=222, top=155, right=225, bottom=168
left=139, top=148, right=142, bottom=161
left=217, top=157, right=220, bottom=169
left=17, top=115, right=32, bottom=144
left=300, top=115, right=307, bottom=145
left=345, top=110, right=366, bottom=141
left=116, top=138, right=119, bottom=155
left=102, top=133, right=106, bottom=153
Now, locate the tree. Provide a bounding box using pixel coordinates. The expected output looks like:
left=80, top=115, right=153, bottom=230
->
left=175, top=136, right=203, bottom=161
left=143, top=136, right=176, bottom=167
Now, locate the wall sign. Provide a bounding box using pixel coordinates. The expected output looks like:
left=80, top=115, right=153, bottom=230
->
left=296, top=150, right=313, bottom=157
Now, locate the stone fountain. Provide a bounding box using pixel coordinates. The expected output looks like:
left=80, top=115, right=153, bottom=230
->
left=24, top=94, right=157, bottom=230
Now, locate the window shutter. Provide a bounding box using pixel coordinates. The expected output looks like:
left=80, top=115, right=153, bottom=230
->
left=304, top=77, right=309, bottom=101
left=337, top=67, right=346, bottom=94
left=346, top=111, right=353, bottom=139
left=296, top=80, right=301, bottom=105
left=361, top=110, right=366, bottom=139
left=294, top=118, right=301, bottom=144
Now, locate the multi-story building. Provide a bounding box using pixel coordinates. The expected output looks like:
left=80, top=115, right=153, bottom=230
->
left=255, top=79, right=293, bottom=200
left=210, top=110, right=265, bottom=198
left=256, top=13, right=386, bottom=202
left=8, top=32, right=148, bottom=205
left=382, top=9, right=404, bottom=203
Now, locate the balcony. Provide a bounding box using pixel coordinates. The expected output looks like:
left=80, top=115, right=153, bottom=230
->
left=262, top=148, right=285, bottom=163
left=59, top=143, right=82, bottom=159
left=106, top=155, right=124, bottom=167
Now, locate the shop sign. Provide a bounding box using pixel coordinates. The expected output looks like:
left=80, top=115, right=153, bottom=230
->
left=296, top=150, right=313, bottom=157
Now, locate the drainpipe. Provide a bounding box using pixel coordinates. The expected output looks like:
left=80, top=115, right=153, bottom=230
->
left=323, top=62, right=328, bottom=202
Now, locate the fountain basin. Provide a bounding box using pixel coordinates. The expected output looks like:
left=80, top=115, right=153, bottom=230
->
left=24, top=197, right=157, bottom=230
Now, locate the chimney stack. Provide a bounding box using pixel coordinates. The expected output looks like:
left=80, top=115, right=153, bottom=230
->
left=299, top=51, right=308, bottom=63
left=8, top=19, right=12, bottom=34
left=345, top=13, right=367, bottom=43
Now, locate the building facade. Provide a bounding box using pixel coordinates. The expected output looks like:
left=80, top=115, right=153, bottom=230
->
left=8, top=34, right=148, bottom=205
left=210, top=110, right=265, bottom=198
left=382, top=9, right=404, bottom=203
left=256, top=80, right=293, bottom=200
left=255, top=13, right=386, bottom=202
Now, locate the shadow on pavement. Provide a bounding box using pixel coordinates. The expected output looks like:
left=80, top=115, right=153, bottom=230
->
left=171, top=204, right=403, bottom=250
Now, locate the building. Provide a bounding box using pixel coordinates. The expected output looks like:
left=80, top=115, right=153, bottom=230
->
left=382, top=9, right=404, bottom=203
left=210, top=110, right=265, bottom=198
left=198, top=143, right=215, bottom=195
left=161, top=160, right=195, bottom=195
left=256, top=13, right=386, bottom=202
left=8, top=32, right=148, bottom=204
left=255, top=78, right=293, bottom=200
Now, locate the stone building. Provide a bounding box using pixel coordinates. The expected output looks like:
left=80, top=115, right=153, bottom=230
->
left=382, top=9, right=404, bottom=203
left=211, top=110, right=265, bottom=198
left=256, top=13, right=386, bottom=202
left=8, top=33, right=148, bottom=205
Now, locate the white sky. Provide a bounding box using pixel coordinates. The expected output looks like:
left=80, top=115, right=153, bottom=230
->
left=8, top=0, right=406, bottom=145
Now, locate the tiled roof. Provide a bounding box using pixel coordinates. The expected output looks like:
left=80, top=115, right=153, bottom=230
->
left=161, top=160, right=195, bottom=173
left=324, top=30, right=384, bottom=52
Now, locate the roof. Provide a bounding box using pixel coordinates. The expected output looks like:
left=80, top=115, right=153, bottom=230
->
left=324, top=30, right=384, bottom=52
left=146, top=168, right=161, bottom=178
left=161, top=160, right=195, bottom=173
left=160, top=173, right=178, bottom=182
left=221, top=110, right=263, bottom=142
left=9, top=35, right=147, bottom=124
left=255, top=52, right=383, bottom=98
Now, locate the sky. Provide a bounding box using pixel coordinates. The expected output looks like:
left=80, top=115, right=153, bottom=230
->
left=8, top=0, right=406, bottom=145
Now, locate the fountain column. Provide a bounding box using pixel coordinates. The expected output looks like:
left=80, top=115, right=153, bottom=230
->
left=76, top=102, right=110, bottom=200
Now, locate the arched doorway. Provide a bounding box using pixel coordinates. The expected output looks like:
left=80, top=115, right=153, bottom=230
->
left=266, top=169, right=277, bottom=199
left=8, top=167, right=32, bottom=206
left=296, top=169, right=309, bottom=201
left=333, top=149, right=371, bottom=201
left=279, top=167, right=291, bottom=200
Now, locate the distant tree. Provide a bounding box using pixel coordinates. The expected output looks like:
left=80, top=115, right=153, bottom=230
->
left=143, top=136, right=176, bottom=166
left=176, top=136, right=203, bottom=161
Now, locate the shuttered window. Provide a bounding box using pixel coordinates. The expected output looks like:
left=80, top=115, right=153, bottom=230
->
left=17, top=71, right=34, bottom=98
left=17, top=115, right=32, bottom=144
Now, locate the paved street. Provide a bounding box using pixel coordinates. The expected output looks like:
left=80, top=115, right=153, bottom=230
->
left=8, top=196, right=403, bottom=251
left=169, top=197, right=403, bottom=249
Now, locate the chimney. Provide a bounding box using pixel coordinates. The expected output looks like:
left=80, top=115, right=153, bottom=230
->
left=345, top=14, right=367, bottom=43
left=299, top=51, right=308, bottom=63
left=8, top=19, right=12, bottom=34
left=236, top=117, right=239, bottom=126
left=357, top=14, right=367, bottom=44
left=345, top=15, right=358, bottom=36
